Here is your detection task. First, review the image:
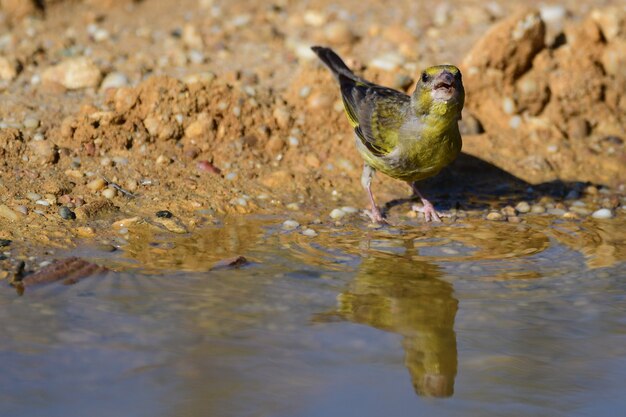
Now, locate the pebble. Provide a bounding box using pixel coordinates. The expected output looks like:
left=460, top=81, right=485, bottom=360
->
left=329, top=208, right=346, bottom=219
left=197, top=160, right=221, bottom=175
left=0, top=239, right=11, bottom=247
left=87, top=178, right=107, bottom=192
left=486, top=211, right=504, bottom=221
left=324, top=21, right=355, bottom=44
left=302, top=228, right=318, bottom=237
left=591, top=208, right=613, bottom=219
left=35, top=199, right=50, bottom=207
left=562, top=212, right=580, bottom=220
left=507, top=216, right=522, bottom=223
left=41, top=57, right=102, bottom=90
left=23, top=117, right=40, bottom=129
left=156, top=210, right=173, bottom=218
left=15, top=205, right=28, bottom=215
left=0, top=204, right=19, bottom=221
left=58, top=206, right=76, bottom=220
left=102, top=188, right=117, bottom=199
left=0, top=56, right=18, bottom=81
left=501, top=205, right=517, bottom=217
left=156, top=155, right=171, bottom=165
left=100, top=72, right=129, bottom=90
left=530, top=204, right=546, bottom=214
left=282, top=219, right=300, bottom=230
left=26, top=192, right=42, bottom=201
left=286, top=203, right=300, bottom=211
left=515, top=201, right=531, bottom=213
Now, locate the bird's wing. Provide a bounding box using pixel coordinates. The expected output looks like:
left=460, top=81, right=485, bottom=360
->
left=338, top=73, right=411, bottom=157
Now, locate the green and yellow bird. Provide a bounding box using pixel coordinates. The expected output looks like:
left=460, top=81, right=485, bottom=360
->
left=311, top=46, right=464, bottom=223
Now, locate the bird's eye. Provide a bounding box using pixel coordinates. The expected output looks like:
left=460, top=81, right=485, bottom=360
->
left=421, top=72, right=429, bottom=83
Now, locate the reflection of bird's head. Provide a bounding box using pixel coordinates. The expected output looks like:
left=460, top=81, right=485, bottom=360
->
left=413, top=65, right=464, bottom=119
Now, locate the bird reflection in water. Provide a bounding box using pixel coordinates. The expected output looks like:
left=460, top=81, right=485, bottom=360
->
left=320, top=249, right=458, bottom=397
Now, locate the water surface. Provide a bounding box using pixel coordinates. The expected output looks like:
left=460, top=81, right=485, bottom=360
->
left=1, top=215, right=625, bottom=417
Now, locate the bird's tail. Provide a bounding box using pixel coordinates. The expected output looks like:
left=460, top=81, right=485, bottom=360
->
left=311, top=46, right=358, bottom=81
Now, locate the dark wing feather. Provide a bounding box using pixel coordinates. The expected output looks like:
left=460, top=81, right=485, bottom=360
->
left=339, top=74, right=410, bottom=156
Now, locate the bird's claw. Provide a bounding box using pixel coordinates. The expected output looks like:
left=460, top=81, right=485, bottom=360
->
left=412, top=203, right=449, bottom=222
left=364, top=209, right=389, bottom=225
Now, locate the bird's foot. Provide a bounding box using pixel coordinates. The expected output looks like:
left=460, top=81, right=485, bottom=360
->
left=364, top=208, right=388, bottom=225
left=412, top=202, right=449, bottom=222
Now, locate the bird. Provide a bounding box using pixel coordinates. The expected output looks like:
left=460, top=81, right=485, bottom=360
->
left=311, top=46, right=464, bottom=223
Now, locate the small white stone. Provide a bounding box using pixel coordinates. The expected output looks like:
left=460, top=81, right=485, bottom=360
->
left=509, top=116, right=522, bottom=129
left=288, top=136, right=299, bottom=146
left=35, top=200, right=50, bottom=207
left=329, top=208, right=346, bottom=219
left=282, top=219, right=300, bottom=230
left=591, top=208, right=613, bottom=219
left=502, top=97, right=516, bottom=115
left=302, top=228, right=318, bottom=237
left=102, top=188, right=117, bottom=199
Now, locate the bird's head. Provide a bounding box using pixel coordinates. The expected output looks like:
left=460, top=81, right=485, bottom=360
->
left=412, top=65, right=464, bottom=120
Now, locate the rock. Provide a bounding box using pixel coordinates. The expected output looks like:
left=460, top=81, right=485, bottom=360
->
left=58, top=206, right=76, bottom=220
left=463, top=9, right=545, bottom=81
left=100, top=72, right=129, bottom=91
left=530, top=204, right=546, bottom=214
left=591, top=208, right=613, bottom=219
left=22, top=117, right=39, bottom=130
left=74, top=200, right=117, bottom=220
left=42, top=57, right=102, bottom=90
left=515, top=201, right=531, bottom=213
left=0, top=239, right=12, bottom=247
left=87, top=178, right=107, bottom=192
left=197, top=160, right=221, bottom=175
left=302, top=228, right=318, bottom=237
left=324, top=21, right=356, bottom=44
left=210, top=256, right=248, bottom=270
left=156, top=210, right=173, bottom=218
left=0, top=56, right=19, bottom=81
left=282, top=219, right=300, bottom=230
left=0, top=204, right=18, bottom=221
left=102, top=188, right=117, bottom=199
left=330, top=208, right=346, bottom=219
left=486, top=211, right=504, bottom=221
left=28, top=140, right=58, bottom=164
left=185, top=115, right=214, bottom=137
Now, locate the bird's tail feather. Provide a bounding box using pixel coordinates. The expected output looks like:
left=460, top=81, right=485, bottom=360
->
left=311, top=46, right=358, bottom=81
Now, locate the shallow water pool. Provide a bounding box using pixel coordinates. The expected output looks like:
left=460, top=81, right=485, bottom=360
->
left=1, top=215, right=625, bottom=417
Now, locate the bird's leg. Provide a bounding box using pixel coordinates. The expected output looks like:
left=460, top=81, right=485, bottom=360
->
left=361, top=164, right=386, bottom=224
left=409, top=182, right=448, bottom=222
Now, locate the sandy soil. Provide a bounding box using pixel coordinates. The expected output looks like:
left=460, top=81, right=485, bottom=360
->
left=0, top=0, right=624, bottom=268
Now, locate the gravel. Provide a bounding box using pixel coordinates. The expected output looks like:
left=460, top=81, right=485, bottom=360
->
left=591, top=208, right=613, bottom=219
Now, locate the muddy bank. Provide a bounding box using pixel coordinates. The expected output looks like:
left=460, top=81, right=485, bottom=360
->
left=0, top=0, right=624, bottom=268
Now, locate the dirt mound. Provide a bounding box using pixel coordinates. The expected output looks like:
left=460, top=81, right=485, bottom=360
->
left=461, top=8, right=626, bottom=186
